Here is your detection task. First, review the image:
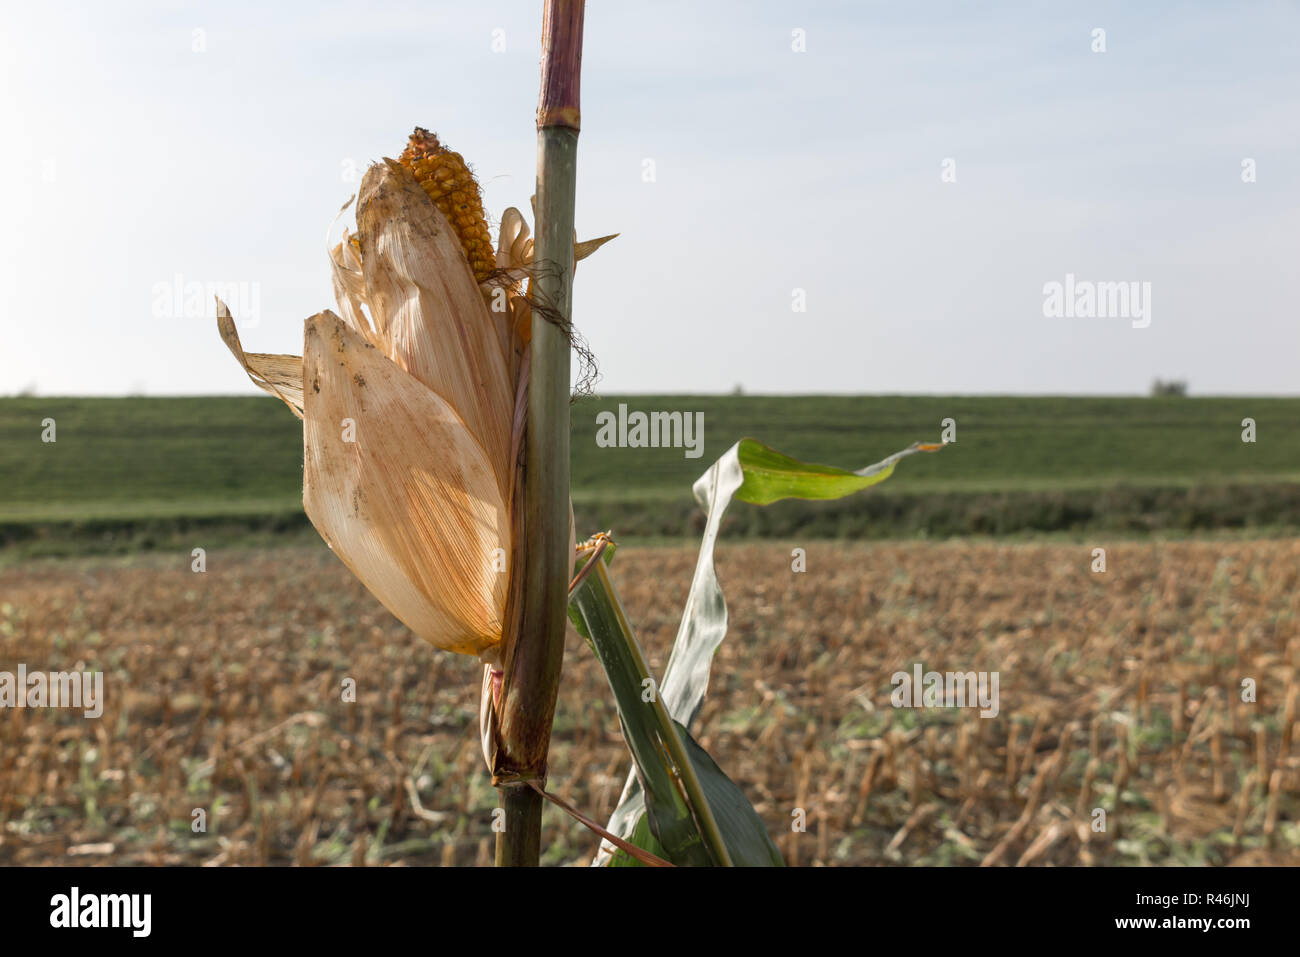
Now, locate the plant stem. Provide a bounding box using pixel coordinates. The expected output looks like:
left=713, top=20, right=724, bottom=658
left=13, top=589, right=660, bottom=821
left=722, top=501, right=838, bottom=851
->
left=494, top=785, right=544, bottom=867
left=494, top=0, right=585, bottom=867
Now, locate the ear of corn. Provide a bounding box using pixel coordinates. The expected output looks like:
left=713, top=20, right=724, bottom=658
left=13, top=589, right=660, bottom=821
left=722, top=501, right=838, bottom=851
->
left=399, top=127, right=496, bottom=282
left=220, top=160, right=518, bottom=663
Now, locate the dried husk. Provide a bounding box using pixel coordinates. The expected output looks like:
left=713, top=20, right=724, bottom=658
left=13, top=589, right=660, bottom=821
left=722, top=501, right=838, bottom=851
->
left=356, top=160, right=514, bottom=500
left=302, top=311, right=509, bottom=660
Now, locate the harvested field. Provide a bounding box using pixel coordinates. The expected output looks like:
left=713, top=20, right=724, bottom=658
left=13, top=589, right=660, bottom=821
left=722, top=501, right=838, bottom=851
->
left=1, top=539, right=1297, bottom=866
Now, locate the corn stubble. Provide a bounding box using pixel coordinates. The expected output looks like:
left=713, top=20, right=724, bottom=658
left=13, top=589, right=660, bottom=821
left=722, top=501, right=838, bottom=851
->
left=2, top=539, right=1297, bottom=866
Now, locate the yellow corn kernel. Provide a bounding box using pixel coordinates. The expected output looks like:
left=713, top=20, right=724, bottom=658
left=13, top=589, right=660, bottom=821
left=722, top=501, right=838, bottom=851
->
left=399, top=127, right=496, bottom=282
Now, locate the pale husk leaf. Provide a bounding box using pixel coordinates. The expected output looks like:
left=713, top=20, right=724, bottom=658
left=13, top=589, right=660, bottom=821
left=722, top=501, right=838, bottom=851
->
left=495, top=206, right=534, bottom=282
left=494, top=204, right=615, bottom=277
left=216, top=297, right=305, bottom=419
left=302, top=310, right=509, bottom=660
left=575, top=233, right=619, bottom=263
left=355, top=160, right=514, bottom=499
left=329, top=232, right=381, bottom=348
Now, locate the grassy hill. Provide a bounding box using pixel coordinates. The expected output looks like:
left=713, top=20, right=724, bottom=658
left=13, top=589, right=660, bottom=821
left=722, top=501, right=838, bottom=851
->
left=2, top=394, right=1298, bottom=553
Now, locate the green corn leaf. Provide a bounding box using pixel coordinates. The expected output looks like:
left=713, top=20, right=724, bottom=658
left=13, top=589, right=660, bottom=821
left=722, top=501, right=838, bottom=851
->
left=594, top=438, right=941, bottom=865
left=734, top=438, right=939, bottom=505
left=606, top=799, right=664, bottom=868
left=566, top=538, right=617, bottom=649
left=609, top=721, right=785, bottom=867
left=661, top=439, right=941, bottom=728
left=568, top=555, right=730, bottom=866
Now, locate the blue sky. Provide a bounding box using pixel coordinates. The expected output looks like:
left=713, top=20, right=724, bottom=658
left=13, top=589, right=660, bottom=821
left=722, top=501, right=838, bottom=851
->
left=2, top=0, right=1297, bottom=396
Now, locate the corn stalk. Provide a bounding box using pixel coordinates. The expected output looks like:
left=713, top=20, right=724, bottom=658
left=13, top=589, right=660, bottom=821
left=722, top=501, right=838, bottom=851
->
left=493, top=0, right=585, bottom=867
